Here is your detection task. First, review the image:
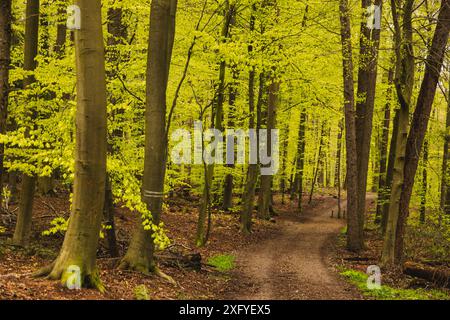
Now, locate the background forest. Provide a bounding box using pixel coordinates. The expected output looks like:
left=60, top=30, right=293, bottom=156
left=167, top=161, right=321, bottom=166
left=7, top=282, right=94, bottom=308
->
left=0, top=0, right=449, bottom=300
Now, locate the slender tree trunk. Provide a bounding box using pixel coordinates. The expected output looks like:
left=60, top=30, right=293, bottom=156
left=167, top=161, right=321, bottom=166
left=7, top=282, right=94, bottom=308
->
left=196, top=1, right=234, bottom=246
left=54, top=2, right=67, bottom=55
left=335, top=119, right=343, bottom=218
left=339, top=0, right=362, bottom=251
left=240, top=6, right=258, bottom=234
left=394, top=0, right=450, bottom=264
left=222, top=68, right=239, bottom=211
left=0, top=0, right=12, bottom=195
left=309, top=122, right=325, bottom=204
left=103, top=5, right=128, bottom=258
left=441, top=70, right=450, bottom=218
left=375, top=68, right=394, bottom=224
left=36, top=0, right=108, bottom=290
left=119, top=0, right=177, bottom=271
left=297, top=108, right=307, bottom=213
left=12, top=0, right=40, bottom=246
left=258, top=80, right=278, bottom=220
left=419, top=138, right=429, bottom=224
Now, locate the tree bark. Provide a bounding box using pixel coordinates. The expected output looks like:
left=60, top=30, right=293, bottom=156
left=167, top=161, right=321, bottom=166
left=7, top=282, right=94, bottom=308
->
left=0, top=0, right=12, bottom=195
left=119, top=0, right=178, bottom=272
left=339, top=0, right=362, bottom=251
left=12, top=0, right=40, bottom=246
left=240, top=5, right=258, bottom=234
left=394, top=0, right=450, bottom=264
left=381, top=0, right=415, bottom=266
left=355, top=0, right=382, bottom=240
left=37, top=0, right=108, bottom=290
left=196, top=0, right=234, bottom=246
left=222, top=68, right=239, bottom=211
left=297, top=108, right=307, bottom=213
left=258, top=80, right=278, bottom=220
left=440, top=68, right=450, bottom=218
left=375, top=68, right=394, bottom=224
left=419, top=138, right=429, bottom=224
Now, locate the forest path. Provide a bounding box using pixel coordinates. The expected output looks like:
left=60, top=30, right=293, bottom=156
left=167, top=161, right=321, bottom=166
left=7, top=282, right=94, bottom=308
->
left=223, top=195, right=365, bottom=300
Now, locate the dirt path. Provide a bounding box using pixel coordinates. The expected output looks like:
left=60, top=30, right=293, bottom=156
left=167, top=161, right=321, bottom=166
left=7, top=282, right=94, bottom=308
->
left=223, top=195, right=364, bottom=300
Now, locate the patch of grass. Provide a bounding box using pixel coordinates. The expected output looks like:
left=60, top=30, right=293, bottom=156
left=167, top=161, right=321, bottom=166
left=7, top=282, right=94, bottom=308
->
left=341, top=269, right=449, bottom=300
left=134, top=285, right=151, bottom=300
left=207, top=254, right=235, bottom=272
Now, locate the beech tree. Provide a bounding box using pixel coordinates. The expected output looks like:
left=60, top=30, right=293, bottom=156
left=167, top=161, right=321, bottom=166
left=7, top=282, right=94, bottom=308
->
left=119, top=0, right=178, bottom=273
left=36, top=0, right=108, bottom=289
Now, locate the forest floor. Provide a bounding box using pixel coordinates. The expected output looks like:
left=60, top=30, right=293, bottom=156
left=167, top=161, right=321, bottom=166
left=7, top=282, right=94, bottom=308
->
left=220, top=194, right=363, bottom=300
left=0, top=190, right=448, bottom=300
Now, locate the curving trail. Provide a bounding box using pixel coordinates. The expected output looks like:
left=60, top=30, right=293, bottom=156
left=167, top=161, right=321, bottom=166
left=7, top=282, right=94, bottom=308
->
left=224, top=195, right=364, bottom=300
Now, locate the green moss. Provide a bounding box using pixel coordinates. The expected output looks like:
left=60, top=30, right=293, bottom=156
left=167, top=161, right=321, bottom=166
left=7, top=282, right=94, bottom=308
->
left=207, top=254, right=236, bottom=272
left=341, top=269, right=449, bottom=300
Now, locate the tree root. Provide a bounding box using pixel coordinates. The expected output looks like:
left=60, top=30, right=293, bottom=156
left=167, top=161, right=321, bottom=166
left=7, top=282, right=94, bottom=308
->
left=33, top=261, right=105, bottom=293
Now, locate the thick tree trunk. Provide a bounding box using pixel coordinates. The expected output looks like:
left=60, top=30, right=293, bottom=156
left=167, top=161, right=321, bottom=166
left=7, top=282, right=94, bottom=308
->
left=120, top=0, right=178, bottom=271
left=37, top=0, right=108, bottom=290
left=381, top=0, right=415, bottom=266
left=355, top=0, right=382, bottom=240
left=12, top=0, right=40, bottom=246
left=394, top=0, right=450, bottom=264
left=339, top=0, right=362, bottom=251
left=0, top=0, right=12, bottom=197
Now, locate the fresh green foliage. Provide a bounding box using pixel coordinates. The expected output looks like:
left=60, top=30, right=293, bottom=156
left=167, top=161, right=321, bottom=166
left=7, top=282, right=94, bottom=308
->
left=207, top=254, right=236, bottom=272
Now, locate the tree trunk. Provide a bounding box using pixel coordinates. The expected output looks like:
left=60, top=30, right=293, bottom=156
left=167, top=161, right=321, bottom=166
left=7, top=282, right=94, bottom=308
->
left=37, top=0, right=108, bottom=290
left=355, top=0, right=382, bottom=240
left=375, top=68, right=394, bottom=224
left=419, top=138, right=429, bottom=224
left=381, top=0, right=415, bottom=266
left=196, top=1, right=234, bottom=246
left=394, top=0, right=450, bottom=264
left=339, top=0, right=362, bottom=251
left=240, top=6, right=257, bottom=234
left=119, top=0, right=177, bottom=272
left=0, top=0, right=12, bottom=197
left=54, top=2, right=67, bottom=55
left=12, top=0, right=40, bottom=246
left=440, top=68, right=450, bottom=218
left=335, top=119, right=343, bottom=218
left=309, top=122, right=325, bottom=204
left=297, top=109, right=307, bottom=213
left=222, top=68, right=239, bottom=211
left=258, top=80, right=278, bottom=220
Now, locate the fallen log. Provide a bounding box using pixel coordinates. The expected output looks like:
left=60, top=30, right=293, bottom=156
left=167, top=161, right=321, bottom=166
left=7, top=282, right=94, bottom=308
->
left=404, top=261, right=450, bottom=289
left=158, top=252, right=202, bottom=271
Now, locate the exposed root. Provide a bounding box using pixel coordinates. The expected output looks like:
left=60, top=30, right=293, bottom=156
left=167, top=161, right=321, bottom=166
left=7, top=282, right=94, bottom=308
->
left=155, top=266, right=176, bottom=285
left=33, top=261, right=105, bottom=293
left=32, top=261, right=55, bottom=278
